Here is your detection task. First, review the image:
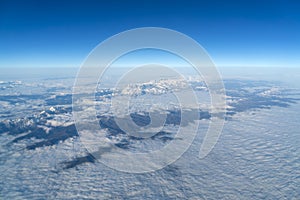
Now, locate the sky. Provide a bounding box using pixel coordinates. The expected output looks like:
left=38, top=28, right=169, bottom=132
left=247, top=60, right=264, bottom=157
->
left=0, top=0, right=300, bottom=68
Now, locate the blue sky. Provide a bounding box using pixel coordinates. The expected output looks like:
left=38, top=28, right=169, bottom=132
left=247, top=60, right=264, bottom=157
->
left=0, top=0, right=300, bottom=68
